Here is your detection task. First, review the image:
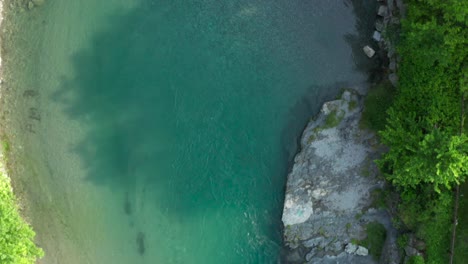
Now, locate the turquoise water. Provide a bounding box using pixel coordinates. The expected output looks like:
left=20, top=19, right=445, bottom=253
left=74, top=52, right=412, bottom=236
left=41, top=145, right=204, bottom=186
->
left=2, top=0, right=376, bottom=263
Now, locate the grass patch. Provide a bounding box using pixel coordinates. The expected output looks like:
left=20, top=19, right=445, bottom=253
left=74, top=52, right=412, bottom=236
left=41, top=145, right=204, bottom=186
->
left=318, top=226, right=327, bottom=237
left=1, top=135, right=11, bottom=154
left=370, top=188, right=387, bottom=209
left=346, top=222, right=352, bottom=233
left=324, top=109, right=344, bottom=128
left=360, top=81, right=396, bottom=132
left=348, top=100, right=358, bottom=111
left=361, top=222, right=387, bottom=260
left=307, top=133, right=316, bottom=144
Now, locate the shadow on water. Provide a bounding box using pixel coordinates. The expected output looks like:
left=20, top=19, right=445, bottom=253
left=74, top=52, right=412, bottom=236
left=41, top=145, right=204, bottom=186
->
left=52, top=2, right=300, bottom=260
left=53, top=1, right=233, bottom=217
left=52, top=0, right=319, bottom=220
left=50, top=1, right=381, bottom=261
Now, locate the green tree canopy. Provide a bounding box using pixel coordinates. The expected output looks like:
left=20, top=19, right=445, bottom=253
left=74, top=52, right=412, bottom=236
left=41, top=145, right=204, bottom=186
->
left=0, top=176, right=43, bottom=263
left=378, top=0, right=468, bottom=192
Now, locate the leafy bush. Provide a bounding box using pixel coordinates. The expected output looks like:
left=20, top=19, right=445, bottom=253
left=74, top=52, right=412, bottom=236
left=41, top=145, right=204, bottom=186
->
left=0, top=175, right=43, bottom=263
left=407, top=255, right=425, bottom=264
left=360, top=81, right=396, bottom=132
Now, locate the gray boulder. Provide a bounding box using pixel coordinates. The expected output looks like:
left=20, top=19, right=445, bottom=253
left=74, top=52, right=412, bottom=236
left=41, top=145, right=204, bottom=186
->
left=375, top=20, right=384, bottom=32
left=389, top=73, right=398, bottom=87
left=378, top=5, right=388, bottom=17
left=373, top=31, right=382, bottom=42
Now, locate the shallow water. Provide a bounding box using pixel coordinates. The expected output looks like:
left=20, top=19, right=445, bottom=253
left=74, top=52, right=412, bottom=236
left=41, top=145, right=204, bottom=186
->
left=1, top=0, right=376, bottom=263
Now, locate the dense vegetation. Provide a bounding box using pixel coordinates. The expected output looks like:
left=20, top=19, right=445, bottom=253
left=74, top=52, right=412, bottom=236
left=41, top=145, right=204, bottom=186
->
left=0, top=143, right=43, bottom=263
left=373, top=0, right=468, bottom=263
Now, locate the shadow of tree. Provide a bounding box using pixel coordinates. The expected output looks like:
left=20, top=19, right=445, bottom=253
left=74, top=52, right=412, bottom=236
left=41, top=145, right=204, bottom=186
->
left=49, top=9, right=379, bottom=262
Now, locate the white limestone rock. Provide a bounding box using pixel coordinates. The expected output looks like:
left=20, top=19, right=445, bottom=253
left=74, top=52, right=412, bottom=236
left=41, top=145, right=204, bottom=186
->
left=363, top=46, right=375, bottom=58
left=356, top=246, right=369, bottom=256
left=345, top=243, right=368, bottom=256
left=345, top=243, right=358, bottom=254
left=282, top=192, right=313, bottom=226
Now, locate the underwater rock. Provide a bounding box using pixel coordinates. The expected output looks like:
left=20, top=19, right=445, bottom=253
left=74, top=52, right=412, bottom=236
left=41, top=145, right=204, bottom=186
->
left=23, top=90, right=39, bottom=97
left=136, top=232, right=145, bottom=255
left=29, top=107, right=41, bottom=121
left=124, top=192, right=132, bottom=215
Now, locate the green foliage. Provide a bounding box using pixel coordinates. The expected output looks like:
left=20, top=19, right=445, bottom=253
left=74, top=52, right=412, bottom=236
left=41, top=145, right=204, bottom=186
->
left=394, top=185, right=452, bottom=263
left=360, top=81, right=396, bottom=132
left=0, top=175, right=43, bottom=263
left=416, top=192, right=452, bottom=264
left=407, top=255, right=425, bottom=264
left=374, top=1, right=468, bottom=263
left=379, top=129, right=468, bottom=192
left=378, top=0, right=468, bottom=193
left=397, top=234, right=409, bottom=249
left=360, top=222, right=387, bottom=260
left=2, top=140, right=10, bottom=153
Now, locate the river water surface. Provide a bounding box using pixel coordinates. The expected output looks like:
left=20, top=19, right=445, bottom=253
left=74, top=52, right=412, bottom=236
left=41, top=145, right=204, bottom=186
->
left=1, top=0, right=376, bottom=263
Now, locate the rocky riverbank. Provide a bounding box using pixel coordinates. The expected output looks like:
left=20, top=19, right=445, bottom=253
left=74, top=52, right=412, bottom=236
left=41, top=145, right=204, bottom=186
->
left=281, top=1, right=408, bottom=262
left=282, top=90, right=399, bottom=264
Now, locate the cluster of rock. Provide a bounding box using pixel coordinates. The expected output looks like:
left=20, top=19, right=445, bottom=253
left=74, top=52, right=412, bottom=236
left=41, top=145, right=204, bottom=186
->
left=282, top=90, right=399, bottom=263
left=402, top=234, right=426, bottom=263
left=363, top=0, right=406, bottom=87
left=27, top=0, right=44, bottom=10
left=6, top=0, right=45, bottom=11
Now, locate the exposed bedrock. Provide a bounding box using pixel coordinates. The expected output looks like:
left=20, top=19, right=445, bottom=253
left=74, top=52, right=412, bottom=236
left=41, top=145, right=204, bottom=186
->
left=282, top=90, right=399, bottom=264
